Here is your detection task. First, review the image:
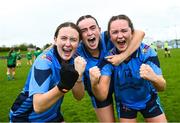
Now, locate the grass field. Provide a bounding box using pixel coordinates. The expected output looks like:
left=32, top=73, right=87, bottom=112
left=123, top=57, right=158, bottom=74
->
left=0, top=49, right=180, bottom=122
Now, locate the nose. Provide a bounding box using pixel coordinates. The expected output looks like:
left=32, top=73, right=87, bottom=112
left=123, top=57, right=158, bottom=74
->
left=87, top=29, right=93, bottom=36
left=65, top=39, right=71, bottom=47
left=117, top=32, right=123, bottom=38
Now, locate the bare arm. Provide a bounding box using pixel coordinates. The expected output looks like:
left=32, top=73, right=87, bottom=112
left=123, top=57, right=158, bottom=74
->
left=72, top=80, right=85, bottom=100
left=33, top=86, right=64, bottom=113
left=140, top=64, right=166, bottom=91
left=72, top=56, right=86, bottom=100
left=89, top=66, right=111, bottom=101
left=106, top=30, right=145, bottom=66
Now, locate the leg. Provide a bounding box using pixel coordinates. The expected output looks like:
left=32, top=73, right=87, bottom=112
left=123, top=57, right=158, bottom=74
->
left=7, top=67, right=11, bottom=80
left=19, top=60, right=22, bottom=66
left=17, top=60, right=21, bottom=67
left=168, top=50, right=171, bottom=57
left=117, top=102, right=137, bottom=123
left=141, top=94, right=167, bottom=122
left=120, top=118, right=137, bottom=123
left=94, top=104, right=115, bottom=122
left=12, top=67, right=16, bottom=80
left=30, top=60, right=32, bottom=65
left=145, top=113, right=167, bottom=122
left=16, top=60, right=19, bottom=67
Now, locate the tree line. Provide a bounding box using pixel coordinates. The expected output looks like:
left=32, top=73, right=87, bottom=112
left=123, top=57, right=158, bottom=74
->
left=0, top=43, right=51, bottom=52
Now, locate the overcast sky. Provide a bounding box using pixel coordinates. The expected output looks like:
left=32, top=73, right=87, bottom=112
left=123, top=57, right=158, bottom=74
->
left=0, top=0, right=180, bottom=48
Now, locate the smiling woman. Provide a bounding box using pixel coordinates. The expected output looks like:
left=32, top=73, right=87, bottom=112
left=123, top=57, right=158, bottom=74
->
left=8, top=22, right=87, bottom=122
left=90, top=14, right=167, bottom=122
left=54, top=26, right=80, bottom=60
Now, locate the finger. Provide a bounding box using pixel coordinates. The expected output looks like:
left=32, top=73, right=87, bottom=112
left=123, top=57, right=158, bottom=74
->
left=140, top=71, right=145, bottom=78
left=105, top=55, right=114, bottom=59
left=89, top=66, right=98, bottom=72
left=140, top=64, right=146, bottom=70
left=106, top=58, right=115, bottom=64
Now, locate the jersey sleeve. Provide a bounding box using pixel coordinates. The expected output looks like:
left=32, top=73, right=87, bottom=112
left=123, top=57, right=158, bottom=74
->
left=142, top=45, right=162, bottom=75
left=101, top=63, right=114, bottom=76
left=29, top=56, right=52, bottom=97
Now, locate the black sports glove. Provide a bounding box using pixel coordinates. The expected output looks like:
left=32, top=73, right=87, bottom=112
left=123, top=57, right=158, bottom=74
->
left=57, top=63, right=79, bottom=93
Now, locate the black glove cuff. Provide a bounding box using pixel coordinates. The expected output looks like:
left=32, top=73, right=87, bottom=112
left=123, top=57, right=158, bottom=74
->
left=58, top=63, right=79, bottom=93
left=57, top=84, right=69, bottom=93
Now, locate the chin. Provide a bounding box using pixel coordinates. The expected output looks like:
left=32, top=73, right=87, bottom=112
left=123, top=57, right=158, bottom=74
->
left=118, top=47, right=127, bottom=52
left=62, top=55, right=72, bottom=61
left=91, top=45, right=99, bottom=50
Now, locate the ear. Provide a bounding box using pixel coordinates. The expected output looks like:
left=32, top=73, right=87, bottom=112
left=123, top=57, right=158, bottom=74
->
left=99, top=27, right=101, bottom=32
left=54, top=37, right=57, bottom=45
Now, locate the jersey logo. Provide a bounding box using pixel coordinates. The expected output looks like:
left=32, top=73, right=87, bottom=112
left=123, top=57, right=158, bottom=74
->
left=41, top=54, right=46, bottom=59
left=142, top=45, right=150, bottom=53
left=41, top=54, right=52, bottom=62
left=124, top=68, right=132, bottom=78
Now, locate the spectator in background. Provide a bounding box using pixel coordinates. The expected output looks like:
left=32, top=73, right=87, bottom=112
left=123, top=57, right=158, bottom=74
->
left=164, top=41, right=171, bottom=57
left=26, top=49, right=33, bottom=65
left=7, top=48, right=17, bottom=80
left=33, top=47, right=42, bottom=60
left=16, top=49, right=22, bottom=67
left=150, top=42, right=157, bottom=52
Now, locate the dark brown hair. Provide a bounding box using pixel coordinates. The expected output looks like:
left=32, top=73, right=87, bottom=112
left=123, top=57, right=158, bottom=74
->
left=54, top=22, right=82, bottom=41
left=76, top=15, right=99, bottom=27
left=108, top=14, right=134, bottom=35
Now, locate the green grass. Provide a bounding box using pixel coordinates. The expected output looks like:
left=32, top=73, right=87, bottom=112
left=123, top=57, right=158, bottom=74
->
left=156, top=49, right=180, bottom=122
left=0, top=57, right=31, bottom=121
left=0, top=49, right=180, bottom=122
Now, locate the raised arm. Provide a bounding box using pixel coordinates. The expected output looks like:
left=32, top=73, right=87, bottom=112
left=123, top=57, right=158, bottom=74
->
left=140, top=64, right=166, bottom=91
left=106, top=30, right=145, bottom=66
left=72, top=56, right=87, bottom=100
left=89, top=66, right=111, bottom=101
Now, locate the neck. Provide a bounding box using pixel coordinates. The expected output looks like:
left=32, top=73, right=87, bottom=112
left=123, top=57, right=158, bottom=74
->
left=88, top=48, right=100, bottom=58
left=53, top=45, right=70, bottom=64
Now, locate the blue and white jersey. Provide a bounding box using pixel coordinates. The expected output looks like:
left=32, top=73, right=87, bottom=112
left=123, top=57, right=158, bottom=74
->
left=101, top=43, right=162, bottom=110
left=9, top=46, right=73, bottom=122
left=75, top=31, right=114, bottom=98
left=100, top=31, right=114, bottom=51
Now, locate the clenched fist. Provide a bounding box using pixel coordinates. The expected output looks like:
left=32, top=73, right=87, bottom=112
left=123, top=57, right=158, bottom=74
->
left=89, top=66, right=101, bottom=87
left=139, top=64, right=156, bottom=81
left=74, top=56, right=87, bottom=80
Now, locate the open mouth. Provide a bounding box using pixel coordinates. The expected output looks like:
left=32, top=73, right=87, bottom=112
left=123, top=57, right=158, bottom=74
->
left=88, top=37, right=96, bottom=42
left=87, top=37, right=96, bottom=47
left=62, top=48, right=72, bottom=56
left=117, top=40, right=126, bottom=45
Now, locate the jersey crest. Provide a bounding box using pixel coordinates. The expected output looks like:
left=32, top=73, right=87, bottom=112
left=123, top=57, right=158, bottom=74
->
left=142, top=45, right=150, bottom=54
left=41, top=54, right=52, bottom=62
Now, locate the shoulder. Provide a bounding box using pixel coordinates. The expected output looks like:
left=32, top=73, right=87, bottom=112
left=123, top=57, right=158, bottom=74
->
left=34, top=48, right=55, bottom=69
left=139, top=43, right=157, bottom=56
left=108, top=47, right=119, bottom=56
left=76, top=42, right=89, bottom=58
left=138, top=43, right=160, bottom=65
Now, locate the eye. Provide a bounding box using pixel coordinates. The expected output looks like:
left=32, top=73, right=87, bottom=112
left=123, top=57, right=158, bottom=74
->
left=122, top=29, right=128, bottom=33
left=70, top=38, right=78, bottom=42
left=90, top=25, right=96, bottom=30
left=111, top=30, right=119, bottom=35
left=80, top=29, right=87, bottom=34
left=60, top=36, right=67, bottom=41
